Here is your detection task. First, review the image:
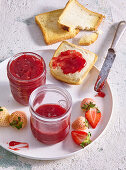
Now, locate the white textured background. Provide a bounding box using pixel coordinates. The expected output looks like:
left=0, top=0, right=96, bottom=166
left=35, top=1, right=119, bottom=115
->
left=0, top=0, right=126, bottom=169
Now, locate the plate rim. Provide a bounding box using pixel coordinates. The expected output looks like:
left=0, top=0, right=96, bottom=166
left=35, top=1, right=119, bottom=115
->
left=0, top=56, right=113, bottom=160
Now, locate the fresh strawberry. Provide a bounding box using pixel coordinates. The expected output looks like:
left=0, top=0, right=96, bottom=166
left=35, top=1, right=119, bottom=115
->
left=71, top=131, right=91, bottom=148
left=0, top=107, right=10, bottom=127
left=72, top=116, right=88, bottom=130
left=9, top=111, right=27, bottom=129
left=81, top=98, right=96, bottom=112
left=85, top=108, right=101, bottom=128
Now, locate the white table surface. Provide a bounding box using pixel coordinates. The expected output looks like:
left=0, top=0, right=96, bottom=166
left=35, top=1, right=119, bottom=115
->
left=0, top=0, right=126, bottom=169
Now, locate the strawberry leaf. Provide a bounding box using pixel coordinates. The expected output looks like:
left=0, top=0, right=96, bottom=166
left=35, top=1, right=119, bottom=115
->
left=85, top=119, right=89, bottom=128
left=80, top=142, right=85, bottom=148
left=88, top=132, right=91, bottom=137
left=10, top=120, right=18, bottom=126
left=10, top=116, right=23, bottom=129
left=0, top=109, right=3, bottom=111
left=96, top=108, right=101, bottom=113
left=81, top=102, right=96, bottom=111
left=18, top=117, right=21, bottom=121
left=15, top=122, right=23, bottom=129
left=80, top=132, right=91, bottom=148
left=81, top=104, right=89, bottom=110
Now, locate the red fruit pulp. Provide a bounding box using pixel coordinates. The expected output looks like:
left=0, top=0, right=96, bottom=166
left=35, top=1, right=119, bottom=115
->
left=85, top=108, right=101, bottom=128
left=30, top=104, right=70, bottom=144
left=71, top=131, right=88, bottom=145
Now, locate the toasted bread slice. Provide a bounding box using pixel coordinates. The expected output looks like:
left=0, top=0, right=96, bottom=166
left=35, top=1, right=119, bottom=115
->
left=49, top=41, right=97, bottom=85
left=58, top=0, right=105, bottom=31
left=35, top=9, right=79, bottom=45
left=79, top=32, right=98, bottom=46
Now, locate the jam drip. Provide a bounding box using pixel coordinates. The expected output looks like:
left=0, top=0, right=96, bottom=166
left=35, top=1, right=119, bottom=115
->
left=9, top=141, right=29, bottom=151
left=95, top=91, right=106, bottom=98
left=52, top=50, right=86, bottom=74
left=94, top=75, right=106, bottom=98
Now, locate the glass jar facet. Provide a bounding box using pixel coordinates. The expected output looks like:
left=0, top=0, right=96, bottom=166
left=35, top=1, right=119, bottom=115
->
left=29, top=84, right=72, bottom=144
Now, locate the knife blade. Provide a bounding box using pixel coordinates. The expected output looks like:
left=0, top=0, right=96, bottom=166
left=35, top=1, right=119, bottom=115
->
left=94, top=21, right=126, bottom=92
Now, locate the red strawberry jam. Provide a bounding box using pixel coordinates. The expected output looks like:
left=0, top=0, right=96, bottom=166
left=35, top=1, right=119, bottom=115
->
left=36, top=104, right=66, bottom=118
left=30, top=104, right=70, bottom=144
left=10, top=55, right=44, bottom=80
left=52, top=50, right=86, bottom=74
left=7, top=52, right=46, bottom=105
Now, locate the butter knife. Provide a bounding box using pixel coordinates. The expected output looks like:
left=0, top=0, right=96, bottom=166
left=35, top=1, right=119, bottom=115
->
left=94, top=21, right=126, bottom=92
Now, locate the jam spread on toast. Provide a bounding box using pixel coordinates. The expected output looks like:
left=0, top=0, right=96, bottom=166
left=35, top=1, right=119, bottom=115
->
left=52, top=50, right=86, bottom=74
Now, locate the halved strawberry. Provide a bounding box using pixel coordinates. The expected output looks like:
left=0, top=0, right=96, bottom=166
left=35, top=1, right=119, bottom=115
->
left=71, top=131, right=91, bottom=148
left=85, top=108, right=101, bottom=128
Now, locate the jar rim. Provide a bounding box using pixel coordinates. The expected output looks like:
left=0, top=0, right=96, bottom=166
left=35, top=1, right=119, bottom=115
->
left=29, top=84, right=72, bottom=122
left=7, top=52, right=46, bottom=83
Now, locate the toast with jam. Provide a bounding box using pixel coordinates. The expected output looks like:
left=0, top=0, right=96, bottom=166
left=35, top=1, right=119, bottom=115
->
left=49, top=41, right=97, bottom=85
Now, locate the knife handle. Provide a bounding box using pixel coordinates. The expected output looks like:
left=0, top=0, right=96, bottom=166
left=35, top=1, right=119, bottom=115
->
left=111, top=21, right=126, bottom=50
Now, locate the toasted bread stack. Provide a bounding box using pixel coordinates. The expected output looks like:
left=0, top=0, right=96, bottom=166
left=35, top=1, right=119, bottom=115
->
left=35, top=0, right=104, bottom=84
left=35, top=9, right=79, bottom=45
left=35, top=0, right=104, bottom=45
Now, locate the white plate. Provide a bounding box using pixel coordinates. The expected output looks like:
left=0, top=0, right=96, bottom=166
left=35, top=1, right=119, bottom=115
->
left=0, top=49, right=113, bottom=160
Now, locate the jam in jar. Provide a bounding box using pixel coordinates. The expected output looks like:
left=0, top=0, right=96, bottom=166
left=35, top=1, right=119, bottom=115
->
left=29, top=84, right=72, bottom=144
left=7, top=52, right=46, bottom=105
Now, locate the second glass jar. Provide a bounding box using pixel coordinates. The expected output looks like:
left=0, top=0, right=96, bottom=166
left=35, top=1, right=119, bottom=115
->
left=29, top=84, right=72, bottom=145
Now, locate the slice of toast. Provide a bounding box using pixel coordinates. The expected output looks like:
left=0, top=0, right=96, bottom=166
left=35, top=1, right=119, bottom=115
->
left=35, top=9, right=79, bottom=45
left=79, top=32, right=98, bottom=46
left=58, top=0, right=105, bottom=32
left=49, top=41, right=98, bottom=85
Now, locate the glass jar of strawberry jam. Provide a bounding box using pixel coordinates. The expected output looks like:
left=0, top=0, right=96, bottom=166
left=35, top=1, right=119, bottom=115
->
left=29, top=84, right=72, bottom=145
left=7, top=52, right=46, bottom=105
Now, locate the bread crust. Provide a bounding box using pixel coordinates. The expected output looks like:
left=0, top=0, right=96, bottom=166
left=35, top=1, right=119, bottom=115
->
left=79, top=32, right=99, bottom=46
left=35, top=9, right=79, bottom=45
left=49, top=41, right=98, bottom=85
left=58, top=0, right=105, bottom=31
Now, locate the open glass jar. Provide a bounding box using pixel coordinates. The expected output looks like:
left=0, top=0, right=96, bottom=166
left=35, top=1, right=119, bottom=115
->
left=7, top=52, right=46, bottom=105
left=29, top=84, right=72, bottom=145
